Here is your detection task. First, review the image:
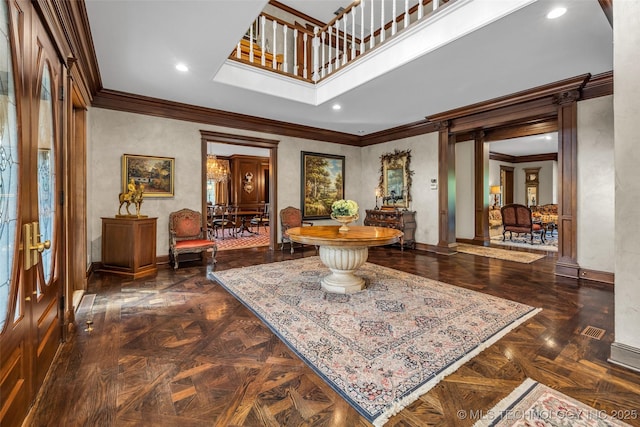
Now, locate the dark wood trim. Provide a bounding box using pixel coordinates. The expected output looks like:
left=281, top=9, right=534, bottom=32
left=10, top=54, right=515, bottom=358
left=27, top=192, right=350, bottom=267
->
left=489, top=152, right=558, bottom=163
left=200, top=131, right=279, bottom=251
left=34, top=0, right=100, bottom=103
left=269, top=1, right=326, bottom=27
left=484, top=118, right=558, bottom=142
left=360, top=119, right=439, bottom=146
left=427, top=74, right=590, bottom=123
left=579, top=268, right=614, bottom=285
left=437, top=124, right=457, bottom=254
left=474, top=132, right=490, bottom=244
left=581, top=71, right=613, bottom=100
left=93, top=89, right=361, bottom=146
left=597, top=0, right=613, bottom=27
left=555, top=92, right=580, bottom=278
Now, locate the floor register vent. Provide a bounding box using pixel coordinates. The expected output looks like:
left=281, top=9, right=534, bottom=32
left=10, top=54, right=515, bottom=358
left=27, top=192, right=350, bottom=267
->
left=581, top=325, right=605, bottom=340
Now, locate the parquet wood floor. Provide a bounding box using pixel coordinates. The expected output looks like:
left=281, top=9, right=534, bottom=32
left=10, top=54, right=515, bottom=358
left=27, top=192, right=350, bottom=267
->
left=27, top=246, right=640, bottom=426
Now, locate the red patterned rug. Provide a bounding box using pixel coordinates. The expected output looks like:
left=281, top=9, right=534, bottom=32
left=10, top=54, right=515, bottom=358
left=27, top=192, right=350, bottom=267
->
left=215, top=226, right=269, bottom=251
left=212, top=257, right=540, bottom=426
left=474, top=378, right=631, bottom=426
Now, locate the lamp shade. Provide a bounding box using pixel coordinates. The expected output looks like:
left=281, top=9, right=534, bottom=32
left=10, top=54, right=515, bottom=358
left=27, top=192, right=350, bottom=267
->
left=490, top=185, right=501, bottom=195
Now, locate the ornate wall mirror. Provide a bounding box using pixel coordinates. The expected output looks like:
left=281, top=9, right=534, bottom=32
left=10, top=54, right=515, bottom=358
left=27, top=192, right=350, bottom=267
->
left=378, top=149, right=413, bottom=209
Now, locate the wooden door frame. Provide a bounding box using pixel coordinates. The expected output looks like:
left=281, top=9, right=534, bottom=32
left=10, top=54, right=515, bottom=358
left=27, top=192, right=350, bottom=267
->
left=200, top=131, right=279, bottom=250
left=428, top=74, right=591, bottom=278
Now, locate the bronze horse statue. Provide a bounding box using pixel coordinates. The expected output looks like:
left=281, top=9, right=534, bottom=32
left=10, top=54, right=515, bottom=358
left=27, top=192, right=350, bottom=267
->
left=118, top=184, right=145, bottom=216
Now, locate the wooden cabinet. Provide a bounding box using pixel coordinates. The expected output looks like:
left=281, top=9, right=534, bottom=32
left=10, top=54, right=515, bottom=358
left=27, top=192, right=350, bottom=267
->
left=99, top=217, right=157, bottom=279
left=364, top=209, right=416, bottom=249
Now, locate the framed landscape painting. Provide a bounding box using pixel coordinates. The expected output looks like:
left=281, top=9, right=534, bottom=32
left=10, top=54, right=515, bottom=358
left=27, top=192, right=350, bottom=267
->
left=122, top=154, right=175, bottom=197
left=301, top=151, right=345, bottom=219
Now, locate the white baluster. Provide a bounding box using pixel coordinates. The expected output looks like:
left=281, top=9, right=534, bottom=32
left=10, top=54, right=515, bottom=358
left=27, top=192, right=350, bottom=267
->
left=260, top=15, right=266, bottom=66
left=321, top=30, right=326, bottom=77
left=283, top=25, right=288, bottom=72
left=272, top=20, right=277, bottom=69
left=351, top=9, right=356, bottom=61
left=303, top=32, right=308, bottom=79
left=380, top=0, right=385, bottom=42
left=334, top=21, right=339, bottom=70
left=342, top=16, right=347, bottom=66
left=360, top=2, right=365, bottom=54
left=370, top=0, right=374, bottom=49
left=418, top=0, right=423, bottom=20
left=404, top=0, right=409, bottom=29
left=392, top=0, right=397, bottom=36
left=249, top=23, right=254, bottom=63
left=433, top=0, right=439, bottom=12
left=328, top=26, right=332, bottom=74
left=313, top=27, right=320, bottom=82
left=293, top=28, right=298, bottom=76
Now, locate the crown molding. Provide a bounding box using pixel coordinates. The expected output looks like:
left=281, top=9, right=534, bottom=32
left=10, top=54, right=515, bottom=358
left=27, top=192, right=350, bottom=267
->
left=92, top=89, right=362, bottom=146
left=489, top=152, right=558, bottom=163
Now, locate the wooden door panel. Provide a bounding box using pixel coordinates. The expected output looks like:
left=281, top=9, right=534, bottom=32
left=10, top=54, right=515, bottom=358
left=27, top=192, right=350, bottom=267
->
left=0, top=1, right=31, bottom=425
left=32, top=15, right=63, bottom=394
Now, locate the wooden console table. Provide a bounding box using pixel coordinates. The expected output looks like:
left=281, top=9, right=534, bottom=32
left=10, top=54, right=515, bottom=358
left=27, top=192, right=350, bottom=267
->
left=364, top=209, right=416, bottom=249
left=99, top=217, right=157, bottom=279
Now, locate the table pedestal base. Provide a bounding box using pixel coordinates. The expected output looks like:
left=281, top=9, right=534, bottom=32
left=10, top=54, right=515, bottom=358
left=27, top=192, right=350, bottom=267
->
left=319, top=246, right=368, bottom=294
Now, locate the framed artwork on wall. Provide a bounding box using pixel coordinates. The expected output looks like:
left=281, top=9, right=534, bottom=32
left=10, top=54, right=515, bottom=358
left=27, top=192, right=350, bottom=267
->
left=122, top=154, right=175, bottom=197
left=301, top=151, right=345, bottom=219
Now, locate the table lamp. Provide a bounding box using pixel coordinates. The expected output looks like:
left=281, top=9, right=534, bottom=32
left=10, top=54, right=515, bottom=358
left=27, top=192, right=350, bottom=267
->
left=490, top=185, right=501, bottom=208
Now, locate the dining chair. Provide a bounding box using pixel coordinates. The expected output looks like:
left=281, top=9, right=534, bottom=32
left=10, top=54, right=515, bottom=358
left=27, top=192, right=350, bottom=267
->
left=250, top=203, right=270, bottom=234
left=212, top=205, right=236, bottom=239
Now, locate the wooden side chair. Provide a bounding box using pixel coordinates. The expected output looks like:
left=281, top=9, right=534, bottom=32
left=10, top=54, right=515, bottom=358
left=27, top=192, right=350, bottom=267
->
left=169, top=208, right=217, bottom=269
left=250, top=203, right=270, bottom=234
left=280, top=206, right=313, bottom=253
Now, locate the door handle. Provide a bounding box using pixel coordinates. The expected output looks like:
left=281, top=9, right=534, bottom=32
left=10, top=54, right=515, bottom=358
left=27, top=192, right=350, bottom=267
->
left=22, top=222, right=51, bottom=270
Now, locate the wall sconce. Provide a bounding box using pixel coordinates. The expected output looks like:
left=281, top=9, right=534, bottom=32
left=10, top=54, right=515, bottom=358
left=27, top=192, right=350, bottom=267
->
left=490, top=185, right=501, bottom=208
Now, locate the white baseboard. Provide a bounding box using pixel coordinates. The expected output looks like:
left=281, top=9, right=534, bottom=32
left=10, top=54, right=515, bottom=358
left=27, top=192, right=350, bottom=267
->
left=609, top=342, right=640, bottom=373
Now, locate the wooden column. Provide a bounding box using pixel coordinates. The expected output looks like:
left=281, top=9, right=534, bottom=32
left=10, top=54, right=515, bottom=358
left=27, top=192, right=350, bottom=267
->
left=437, top=121, right=457, bottom=254
left=555, top=90, right=579, bottom=278
left=473, top=131, right=490, bottom=244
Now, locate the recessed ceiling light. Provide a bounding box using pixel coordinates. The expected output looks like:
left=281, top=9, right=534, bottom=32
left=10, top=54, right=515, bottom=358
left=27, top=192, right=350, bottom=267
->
left=545, top=135, right=552, bottom=140
left=332, top=103, right=342, bottom=111
left=175, top=63, right=189, bottom=72
left=546, top=7, right=566, bottom=19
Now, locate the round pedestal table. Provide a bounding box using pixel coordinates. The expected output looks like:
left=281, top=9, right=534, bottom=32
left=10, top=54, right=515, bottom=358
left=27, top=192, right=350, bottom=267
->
left=286, top=225, right=403, bottom=294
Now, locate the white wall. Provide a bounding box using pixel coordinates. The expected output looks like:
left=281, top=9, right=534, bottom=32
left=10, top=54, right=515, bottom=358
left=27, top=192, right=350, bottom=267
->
left=577, top=96, right=614, bottom=273
left=489, top=159, right=556, bottom=206
left=87, top=108, right=362, bottom=262
left=455, top=140, right=475, bottom=239
left=359, top=133, right=440, bottom=245
left=613, top=0, right=640, bottom=354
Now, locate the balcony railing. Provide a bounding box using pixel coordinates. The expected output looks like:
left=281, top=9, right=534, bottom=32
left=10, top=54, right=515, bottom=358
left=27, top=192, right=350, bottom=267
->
left=230, top=0, right=447, bottom=83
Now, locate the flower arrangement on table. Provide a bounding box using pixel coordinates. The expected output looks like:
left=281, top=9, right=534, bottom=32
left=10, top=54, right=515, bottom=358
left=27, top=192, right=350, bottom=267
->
left=331, top=199, right=359, bottom=231
left=331, top=199, right=359, bottom=217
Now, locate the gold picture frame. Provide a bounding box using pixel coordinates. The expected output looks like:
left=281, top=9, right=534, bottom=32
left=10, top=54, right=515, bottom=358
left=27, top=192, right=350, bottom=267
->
left=378, top=149, right=413, bottom=209
left=122, top=154, right=175, bottom=197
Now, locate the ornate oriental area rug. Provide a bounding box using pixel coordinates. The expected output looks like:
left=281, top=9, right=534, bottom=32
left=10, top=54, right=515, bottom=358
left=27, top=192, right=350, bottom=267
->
left=457, top=243, right=546, bottom=264
left=211, top=257, right=540, bottom=426
left=474, top=378, right=631, bottom=427
left=490, top=230, right=558, bottom=252
left=215, top=226, right=269, bottom=251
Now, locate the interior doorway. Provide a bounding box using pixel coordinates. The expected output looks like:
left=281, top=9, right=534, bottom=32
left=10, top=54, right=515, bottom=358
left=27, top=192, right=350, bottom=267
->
left=200, top=131, right=279, bottom=250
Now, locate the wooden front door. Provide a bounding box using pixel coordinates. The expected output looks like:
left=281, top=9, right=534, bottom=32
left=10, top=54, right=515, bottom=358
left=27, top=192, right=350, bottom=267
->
left=0, top=2, right=64, bottom=426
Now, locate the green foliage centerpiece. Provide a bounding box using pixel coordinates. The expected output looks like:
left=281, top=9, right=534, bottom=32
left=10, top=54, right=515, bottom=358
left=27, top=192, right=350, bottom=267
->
left=331, top=199, right=359, bottom=232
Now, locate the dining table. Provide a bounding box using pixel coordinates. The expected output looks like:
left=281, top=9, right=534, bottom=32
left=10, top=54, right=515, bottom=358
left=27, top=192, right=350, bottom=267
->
left=286, top=225, right=403, bottom=294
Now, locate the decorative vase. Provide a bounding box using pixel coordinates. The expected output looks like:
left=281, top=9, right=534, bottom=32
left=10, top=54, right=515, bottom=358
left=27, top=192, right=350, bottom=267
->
left=331, top=212, right=359, bottom=232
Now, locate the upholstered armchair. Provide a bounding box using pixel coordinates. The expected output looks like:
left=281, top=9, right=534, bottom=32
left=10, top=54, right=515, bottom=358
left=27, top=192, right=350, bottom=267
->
left=169, top=208, right=217, bottom=269
left=279, top=206, right=313, bottom=253
left=500, top=204, right=545, bottom=244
